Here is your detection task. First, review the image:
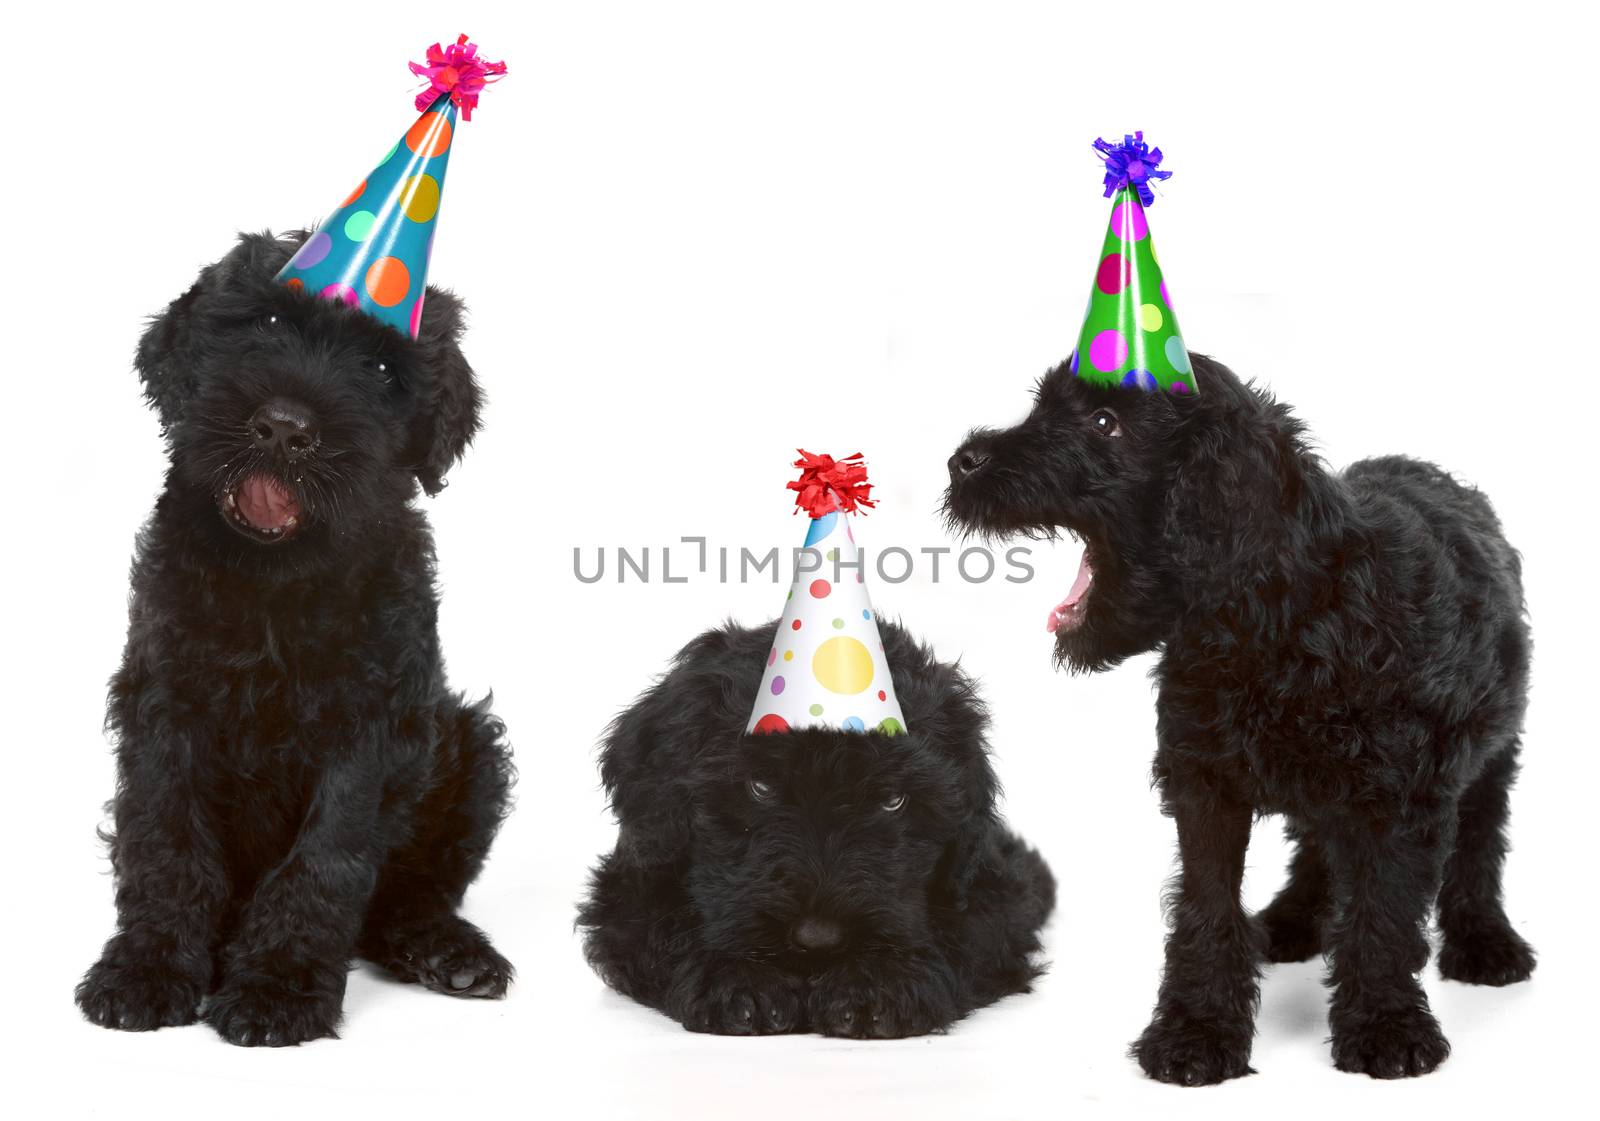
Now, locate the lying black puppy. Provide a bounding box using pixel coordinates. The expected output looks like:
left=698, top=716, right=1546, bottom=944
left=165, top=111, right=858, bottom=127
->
left=75, top=231, right=515, bottom=1046
left=579, top=620, right=1055, bottom=1037
left=945, top=354, right=1534, bottom=1082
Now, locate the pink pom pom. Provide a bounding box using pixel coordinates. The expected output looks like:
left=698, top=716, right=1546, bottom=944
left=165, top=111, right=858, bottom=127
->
left=409, top=34, right=507, bottom=121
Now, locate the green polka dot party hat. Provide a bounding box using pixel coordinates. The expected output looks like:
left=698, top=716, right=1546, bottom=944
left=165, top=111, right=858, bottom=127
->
left=747, top=452, right=908, bottom=738
left=1069, top=132, right=1196, bottom=394
left=274, top=35, right=506, bottom=338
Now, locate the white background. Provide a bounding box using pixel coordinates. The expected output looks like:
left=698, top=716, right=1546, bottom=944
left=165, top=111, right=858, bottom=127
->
left=7, top=2, right=1596, bottom=1118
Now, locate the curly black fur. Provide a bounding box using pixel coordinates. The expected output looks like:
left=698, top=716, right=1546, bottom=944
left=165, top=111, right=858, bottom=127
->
left=945, top=353, right=1534, bottom=1083
left=578, top=619, right=1056, bottom=1038
left=75, top=231, right=516, bottom=1046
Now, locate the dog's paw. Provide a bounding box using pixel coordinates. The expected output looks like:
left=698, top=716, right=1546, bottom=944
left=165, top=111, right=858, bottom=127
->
left=1439, top=925, right=1536, bottom=987
left=1331, top=1005, right=1450, bottom=1079
left=205, top=973, right=343, bottom=1047
left=808, top=960, right=958, bottom=1040
left=76, top=952, right=205, bottom=1032
left=672, top=961, right=805, bottom=1036
left=364, top=913, right=513, bottom=999
left=1132, top=1013, right=1255, bottom=1086
left=1257, top=902, right=1323, bottom=963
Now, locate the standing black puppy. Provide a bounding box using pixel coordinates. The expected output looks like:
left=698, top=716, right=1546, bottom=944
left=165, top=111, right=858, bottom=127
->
left=76, top=231, right=515, bottom=1046
left=579, top=619, right=1055, bottom=1038
left=945, top=353, right=1534, bottom=1082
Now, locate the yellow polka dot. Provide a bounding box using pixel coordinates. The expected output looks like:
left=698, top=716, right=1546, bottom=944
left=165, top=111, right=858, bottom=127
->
left=1139, top=303, right=1164, bottom=332
left=812, top=637, right=874, bottom=694
left=401, top=174, right=441, bottom=223
left=783, top=650, right=793, bottom=661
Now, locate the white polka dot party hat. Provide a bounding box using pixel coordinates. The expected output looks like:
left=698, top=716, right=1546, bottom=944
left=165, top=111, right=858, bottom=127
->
left=273, top=35, right=506, bottom=338
left=747, top=452, right=909, bottom=737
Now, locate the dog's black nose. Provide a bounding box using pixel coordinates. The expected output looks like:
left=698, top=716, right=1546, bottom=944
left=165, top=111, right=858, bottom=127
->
left=250, top=400, right=319, bottom=461
left=948, top=448, right=991, bottom=479
left=791, top=916, right=845, bottom=953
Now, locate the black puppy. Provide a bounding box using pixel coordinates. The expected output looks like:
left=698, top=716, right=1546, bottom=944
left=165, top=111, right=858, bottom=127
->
left=579, top=620, right=1055, bottom=1038
left=945, top=354, right=1534, bottom=1082
left=76, top=231, right=515, bottom=1046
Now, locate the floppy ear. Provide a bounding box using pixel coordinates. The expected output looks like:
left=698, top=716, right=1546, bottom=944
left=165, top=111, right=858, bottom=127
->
left=134, top=282, right=202, bottom=428
left=599, top=677, right=696, bottom=869
left=408, top=285, right=483, bottom=496
left=132, top=230, right=306, bottom=428
left=937, top=748, right=1001, bottom=912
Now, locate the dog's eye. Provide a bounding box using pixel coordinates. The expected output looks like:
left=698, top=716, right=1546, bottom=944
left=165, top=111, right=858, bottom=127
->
left=371, top=359, right=394, bottom=386
left=748, top=780, right=775, bottom=803
left=1090, top=409, right=1121, bottom=438
left=881, top=794, right=906, bottom=813
left=253, top=314, right=282, bottom=333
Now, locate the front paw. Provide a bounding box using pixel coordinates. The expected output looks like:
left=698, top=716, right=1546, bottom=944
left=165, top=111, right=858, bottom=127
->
left=670, top=960, right=804, bottom=1035
left=1331, top=1005, right=1450, bottom=1078
left=206, top=967, right=344, bottom=1047
left=1133, top=1012, right=1255, bottom=1085
left=808, top=959, right=958, bottom=1039
left=76, top=947, right=206, bottom=1031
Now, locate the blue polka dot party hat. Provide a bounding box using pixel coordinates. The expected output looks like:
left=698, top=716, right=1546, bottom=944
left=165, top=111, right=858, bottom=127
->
left=748, top=452, right=909, bottom=738
left=274, top=35, right=507, bottom=338
left=1069, top=132, right=1197, bottom=394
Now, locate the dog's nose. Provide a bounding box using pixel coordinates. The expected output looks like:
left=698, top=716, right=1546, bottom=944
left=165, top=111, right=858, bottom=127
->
left=791, top=916, right=845, bottom=953
left=250, top=400, right=319, bottom=461
left=948, top=448, right=991, bottom=479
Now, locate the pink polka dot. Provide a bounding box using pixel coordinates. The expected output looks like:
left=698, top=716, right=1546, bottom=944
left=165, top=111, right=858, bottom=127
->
left=767, top=648, right=777, bottom=667
left=1089, top=328, right=1129, bottom=373
left=409, top=294, right=425, bottom=338
left=1111, top=201, right=1148, bottom=241
left=1096, top=253, right=1131, bottom=295
left=1160, top=280, right=1172, bottom=308
left=809, top=579, right=831, bottom=599
left=319, top=283, right=359, bottom=307
left=1169, top=381, right=1192, bottom=395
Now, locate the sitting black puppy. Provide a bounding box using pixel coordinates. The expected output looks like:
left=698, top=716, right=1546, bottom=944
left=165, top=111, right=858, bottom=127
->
left=579, top=619, right=1055, bottom=1038
left=75, top=231, right=515, bottom=1046
left=945, top=354, right=1534, bottom=1082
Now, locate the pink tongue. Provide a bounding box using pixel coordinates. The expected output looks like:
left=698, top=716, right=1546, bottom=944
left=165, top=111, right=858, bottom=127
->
left=237, top=475, right=298, bottom=530
left=1046, top=551, right=1094, bottom=633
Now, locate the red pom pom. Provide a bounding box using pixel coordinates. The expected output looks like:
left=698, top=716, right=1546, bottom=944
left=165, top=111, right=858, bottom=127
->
left=787, top=450, right=876, bottom=519
left=409, top=34, right=507, bottom=121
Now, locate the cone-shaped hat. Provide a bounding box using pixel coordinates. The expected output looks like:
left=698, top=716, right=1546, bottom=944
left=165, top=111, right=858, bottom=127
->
left=1070, top=132, right=1196, bottom=394
left=274, top=35, right=506, bottom=338
left=747, top=452, right=908, bottom=737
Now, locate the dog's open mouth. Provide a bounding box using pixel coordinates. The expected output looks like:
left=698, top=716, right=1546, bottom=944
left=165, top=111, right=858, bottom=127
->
left=1047, top=548, right=1095, bottom=634
left=221, top=473, right=302, bottom=543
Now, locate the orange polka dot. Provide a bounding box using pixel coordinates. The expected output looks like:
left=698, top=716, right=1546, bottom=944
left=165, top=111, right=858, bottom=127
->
left=404, top=112, right=452, bottom=158
left=285, top=277, right=304, bottom=293
left=364, top=257, right=410, bottom=307
left=342, top=179, right=367, bottom=207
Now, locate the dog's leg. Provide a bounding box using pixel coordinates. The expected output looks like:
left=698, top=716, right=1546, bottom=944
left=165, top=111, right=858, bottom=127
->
left=359, top=700, right=514, bottom=999
left=669, top=955, right=809, bottom=1036
left=1323, top=814, right=1453, bottom=1078
left=1132, top=793, right=1260, bottom=1085
left=359, top=880, right=513, bottom=999
left=1258, top=821, right=1331, bottom=962
left=76, top=737, right=230, bottom=1032
left=1437, top=742, right=1536, bottom=985
left=205, top=765, right=387, bottom=1047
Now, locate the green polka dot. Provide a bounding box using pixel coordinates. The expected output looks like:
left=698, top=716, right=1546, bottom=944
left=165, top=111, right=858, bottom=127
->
left=344, top=210, right=377, bottom=242
left=809, top=703, right=823, bottom=716
left=827, top=548, right=838, bottom=561
left=832, top=618, right=844, bottom=629
left=878, top=717, right=904, bottom=736
left=379, top=140, right=399, bottom=165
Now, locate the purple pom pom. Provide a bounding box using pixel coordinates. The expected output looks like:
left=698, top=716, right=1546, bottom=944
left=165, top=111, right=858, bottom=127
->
left=1092, top=131, right=1172, bottom=206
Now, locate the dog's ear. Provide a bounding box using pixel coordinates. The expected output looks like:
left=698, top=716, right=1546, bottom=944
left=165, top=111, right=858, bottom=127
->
left=892, top=646, right=1001, bottom=912
left=408, top=285, right=483, bottom=496
left=134, top=282, right=203, bottom=426
left=599, top=678, right=695, bottom=869
left=133, top=231, right=305, bottom=427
